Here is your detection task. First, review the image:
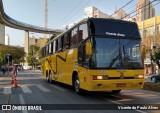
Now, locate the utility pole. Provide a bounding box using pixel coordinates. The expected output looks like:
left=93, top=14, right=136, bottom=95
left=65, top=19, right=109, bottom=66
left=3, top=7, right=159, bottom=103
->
left=44, top=0, right=48, bottom=38
left=6, top=54, right=10, bottom=71
left=45, top=0, right=48, bottom=29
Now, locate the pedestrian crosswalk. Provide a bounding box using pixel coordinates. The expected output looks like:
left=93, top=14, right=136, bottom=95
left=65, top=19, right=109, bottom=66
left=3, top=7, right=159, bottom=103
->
left=3, top=87, right=11, bottom=94
left=36, top=85, right=51, bottom=92
left=2, top=84, right=67, bottom=95
left=21, top=86, right=32, bottom=93
left=17, top=74, right=41, bottom=77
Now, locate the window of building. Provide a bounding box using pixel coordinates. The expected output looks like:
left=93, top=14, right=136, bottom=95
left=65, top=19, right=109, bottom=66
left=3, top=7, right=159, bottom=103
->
left=79, top=23, right=88, bottom=42
left=70, top=27, right=78, bottom=47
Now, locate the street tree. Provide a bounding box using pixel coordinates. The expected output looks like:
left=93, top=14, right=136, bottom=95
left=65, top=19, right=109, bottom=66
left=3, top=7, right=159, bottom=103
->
left=0, top=44, right=25, bottom=65
left=26, top=45, right=41, bottom=68
left=151, top=50, right=160, bottom=68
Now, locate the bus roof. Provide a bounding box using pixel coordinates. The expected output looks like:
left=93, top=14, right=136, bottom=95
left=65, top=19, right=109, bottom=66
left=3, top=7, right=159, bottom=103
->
left=46, top=18, right=137, bottom=46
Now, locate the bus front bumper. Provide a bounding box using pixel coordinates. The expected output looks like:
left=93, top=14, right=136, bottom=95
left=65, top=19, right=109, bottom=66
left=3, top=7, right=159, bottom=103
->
left=89, top=79, right=144, bottom=91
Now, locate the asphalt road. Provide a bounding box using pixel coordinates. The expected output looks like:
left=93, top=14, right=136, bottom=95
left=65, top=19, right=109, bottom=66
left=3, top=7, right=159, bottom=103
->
left=0, top=70, right=160, bottom=113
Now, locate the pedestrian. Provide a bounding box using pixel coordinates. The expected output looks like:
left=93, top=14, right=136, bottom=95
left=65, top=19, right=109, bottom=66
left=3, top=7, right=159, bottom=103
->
left=13, top=65, right=18, bottom=76
left=1, top=66, right=5, bottom=75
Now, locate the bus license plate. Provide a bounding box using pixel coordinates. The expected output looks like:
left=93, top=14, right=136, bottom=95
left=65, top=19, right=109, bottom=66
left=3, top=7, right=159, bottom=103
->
left=117, top=83, right=126, bottom=87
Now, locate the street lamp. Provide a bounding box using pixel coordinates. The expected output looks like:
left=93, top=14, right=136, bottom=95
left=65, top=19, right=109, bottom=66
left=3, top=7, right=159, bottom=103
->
left=6, top=54, right=10, bottom=71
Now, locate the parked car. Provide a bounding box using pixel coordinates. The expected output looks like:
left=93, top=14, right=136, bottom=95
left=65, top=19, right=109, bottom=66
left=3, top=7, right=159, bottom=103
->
left=150, top=74, right=160, bottom=83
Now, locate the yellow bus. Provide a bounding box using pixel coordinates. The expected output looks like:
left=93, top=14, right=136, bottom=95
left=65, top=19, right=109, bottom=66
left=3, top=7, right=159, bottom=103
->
left=41, top=18, right=144, bottom=94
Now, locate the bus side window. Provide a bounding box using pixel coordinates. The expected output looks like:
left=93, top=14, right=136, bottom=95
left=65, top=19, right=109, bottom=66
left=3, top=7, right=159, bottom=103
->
left=49, top=43, right=52, bottom=54
left=51, top=42, right=53, bottom=54
left=55, top=39, right=58, bottom=52
left=78, top=42, right=89, bottom=67
left=58, top=37, right=62, bottom=51
left=79, top=23, right=88, bottom=43
left=46, top=45, right=49, bottom=55
left=61, top=35, right=64, bottom=50
left=63, top=33, right=69, bottom=49
left=53, top=40, right=56, bottom=53
left=83, top=43, right=89, bottom=67
left=42, top=48, right=43, bottom=57
left=70, top=27, right=78, bottom=47
left=78, top=44, right=83, bottom=65
left=44, top=47, right=46, bottom=56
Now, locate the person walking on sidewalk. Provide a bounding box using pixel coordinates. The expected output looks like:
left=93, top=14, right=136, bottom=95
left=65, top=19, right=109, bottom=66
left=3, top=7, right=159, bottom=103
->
left=12, top=65, right=17, bottom=76
left=1, top=66, right=6, bottom=75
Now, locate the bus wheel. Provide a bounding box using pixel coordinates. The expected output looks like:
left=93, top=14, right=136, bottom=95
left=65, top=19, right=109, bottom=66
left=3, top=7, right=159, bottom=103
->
left=111, top=90, right=121, bottom=94
left=49, top=73, right=53, bottom=84
left=74, top=75, right=82, bottom=94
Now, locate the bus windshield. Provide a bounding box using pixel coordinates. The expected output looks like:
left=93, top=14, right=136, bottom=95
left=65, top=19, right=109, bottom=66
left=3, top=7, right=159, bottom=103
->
left=90, top=37, right=143, bottom=69
left=90, top=19, right=140, bottom=38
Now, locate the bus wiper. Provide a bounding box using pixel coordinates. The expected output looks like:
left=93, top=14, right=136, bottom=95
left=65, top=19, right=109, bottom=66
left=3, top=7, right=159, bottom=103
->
left=107, top=54, right=120, bottom=68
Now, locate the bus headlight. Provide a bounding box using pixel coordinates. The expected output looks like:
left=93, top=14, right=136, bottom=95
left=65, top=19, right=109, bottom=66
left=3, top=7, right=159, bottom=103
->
left=135, top=75, right=144, bottom=79
left=93, top=76, right=108, bottom=80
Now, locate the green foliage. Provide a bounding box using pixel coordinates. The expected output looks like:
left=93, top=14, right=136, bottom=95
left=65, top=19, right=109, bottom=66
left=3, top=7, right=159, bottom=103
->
left=152, top=50, right=160, bottom=68
left=27, top=45, right=41, bottom=67
left=0, top=44, right=25, bottom=65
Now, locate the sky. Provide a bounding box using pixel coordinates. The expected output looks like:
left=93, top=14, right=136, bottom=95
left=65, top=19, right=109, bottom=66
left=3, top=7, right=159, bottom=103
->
left=3, top=0, right=160, bottom=46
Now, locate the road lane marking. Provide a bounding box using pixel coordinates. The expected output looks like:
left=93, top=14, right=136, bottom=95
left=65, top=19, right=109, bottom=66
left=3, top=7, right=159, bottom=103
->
left=21, top=86, right=32, bottom=93
left=3, top=87, right=11, bottom=94
left=36, top=85, right=51, bottom=92
left=94, top=95, right=147, bottom=113
left=49, top=85, right=66, bottom=92
left=134, top=89, right=160, bottom=95
left=19, top=94, right=28, bottom=113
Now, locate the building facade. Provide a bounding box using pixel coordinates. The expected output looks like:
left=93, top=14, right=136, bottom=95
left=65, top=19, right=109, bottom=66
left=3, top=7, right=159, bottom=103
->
left=5, top=34, right=10, bottom=45
left=93, top=10, right=109, bottom=18
left=29, top=37, right=48, bottom=48
left=136, top=0, right=155, bottom=22
left=23, top=36, right=48, bottom=67
left=137, top=16, right=160, bottom=75
left=84, top=6, right=109, bottom=18
left=113, top=9, right=130, bottom=19
left=0, top=24, right=5, bottom=44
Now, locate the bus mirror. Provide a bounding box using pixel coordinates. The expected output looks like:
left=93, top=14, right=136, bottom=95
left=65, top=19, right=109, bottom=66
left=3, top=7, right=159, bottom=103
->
left=86, top=42, right=92, bottom=56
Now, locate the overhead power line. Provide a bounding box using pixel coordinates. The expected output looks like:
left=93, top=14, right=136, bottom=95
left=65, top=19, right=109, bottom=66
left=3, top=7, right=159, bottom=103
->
left=110, top=0, right=134, bottom=18
left=57, top=0, right=101, bottom=29
left=122, top=0, right=157, bottom=19
left=130, top=1, right=160, bottom=19
left=55, top=0, right=92, bottom=29
left=53, top=0, right=84, bottom=28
